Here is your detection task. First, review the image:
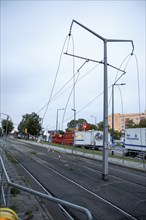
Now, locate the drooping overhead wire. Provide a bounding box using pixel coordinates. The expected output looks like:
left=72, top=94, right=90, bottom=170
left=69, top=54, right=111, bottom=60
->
left=61, top=33, right=90, bottom=129
left=60, top=53, right=134, bottom=129
left=53, top=60, right=102, bottom=103
left=62, top=85, right=113, bottom=126
left=38, top=31, right=103, bottom=129
left=40, top=20, right=136, bottom=130
left=37, top=57, right=102, bottom=115
left=114, top=52, right=142, bottom=119
left=61, top=52, right=134, bottom=129
left=108, top=52, right=143, bottom=136
left=37, top=70, right=80, bottom=114
left=61, top=60, right=89, bottom=129
left=108, top=53, right=133, bottom=109
left=115, top=53, right=133, bottom=83
left=132, top=53, right=143, bottom=146
left=61, top=54, right=133, bottom=128
left=51, top=62, right=102, bottom=111
left=63, top=52, right=133, bottom=127
left=42, top=61, right=102, bottom=130
left=133, top=54, right=141, bottom=115
left=39, top=34, right=71, bottom=123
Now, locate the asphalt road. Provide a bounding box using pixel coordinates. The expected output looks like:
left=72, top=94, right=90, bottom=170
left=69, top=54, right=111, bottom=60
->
left=1, top=138, right=146, bottom=220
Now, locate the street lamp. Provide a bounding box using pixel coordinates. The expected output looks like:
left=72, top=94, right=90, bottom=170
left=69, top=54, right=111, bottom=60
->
left=71, top=108, right=76, bottom=129
left=112, top=83, right=126, bottom=145
left=91, top=115, right=97, bottom=125
left=56, top=108, right=64, bottom=133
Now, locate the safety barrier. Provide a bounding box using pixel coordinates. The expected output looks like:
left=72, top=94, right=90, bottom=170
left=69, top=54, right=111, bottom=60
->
left=0, top=155, right=92, bottom=220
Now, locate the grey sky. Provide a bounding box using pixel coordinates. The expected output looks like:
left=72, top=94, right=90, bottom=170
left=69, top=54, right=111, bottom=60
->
left=1, top=0, right=145, bottom=131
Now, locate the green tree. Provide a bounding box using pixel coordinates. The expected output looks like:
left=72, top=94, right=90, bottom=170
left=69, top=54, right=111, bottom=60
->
left=88, top=124, right=97, bottom=130
left=57, top=130, right=64, bottom=135
left=97, top=121, right=110, bottom=131
left=18, top=112, right=42, bottom=136
left=66, top=118, right=87, bottom=131
left=97, top=121, right=104, bottom=131
left=2, top=119, right=14, bottom=135
left=138, top=118, right=146, bottom=128
left=113, top=130, right=122, bottom=140
left=125, top=119, right=135, bottom=128
left=0, top=127, right=2, bottom=136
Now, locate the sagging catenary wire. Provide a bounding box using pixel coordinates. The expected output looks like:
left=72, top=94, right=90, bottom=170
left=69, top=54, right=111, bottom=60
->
left=41, top=34, right=71, bottom=124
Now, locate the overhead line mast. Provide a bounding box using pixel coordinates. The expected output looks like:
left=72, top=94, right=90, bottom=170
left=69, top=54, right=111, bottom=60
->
left=69, top=19, right=134, bottom=180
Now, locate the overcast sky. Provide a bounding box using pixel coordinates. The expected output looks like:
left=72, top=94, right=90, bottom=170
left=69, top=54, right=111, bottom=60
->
left=1, top=0, right=145, bottom=131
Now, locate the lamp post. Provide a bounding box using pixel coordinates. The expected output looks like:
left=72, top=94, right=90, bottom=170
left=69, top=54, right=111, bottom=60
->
left=71, top=109, right=76, bottom=127
left=56, top=108, right=64, bottom=133
left=91, top=115, right=97, bottom=125
left=112, top=83, right=126, bottom=145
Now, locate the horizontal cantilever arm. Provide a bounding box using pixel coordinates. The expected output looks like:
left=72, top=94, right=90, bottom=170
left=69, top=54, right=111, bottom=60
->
left=107, top=39, right=134, bottom=54
left=69, top=20, right=134, bottom=54
left=70, top=19, right=105, bottom=41
left=64, top=52, right=126, bottom=73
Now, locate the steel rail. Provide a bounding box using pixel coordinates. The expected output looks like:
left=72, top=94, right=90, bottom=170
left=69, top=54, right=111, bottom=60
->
left=5, top=143, right=140, bottom=220
left=0, top=155, right=92, bottom=220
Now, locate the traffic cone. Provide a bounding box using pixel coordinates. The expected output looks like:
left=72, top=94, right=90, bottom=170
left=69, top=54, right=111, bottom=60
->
left=58, top=154, right=61, bottom=160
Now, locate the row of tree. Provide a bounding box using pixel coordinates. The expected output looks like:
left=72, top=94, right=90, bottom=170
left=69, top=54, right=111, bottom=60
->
left=125, top=118, right=146, bottom=128
left=0, top=112, right=42, bottom=137
left=0, top=112, right=146, bottom=140
left=66, top=119, right=123, bottom=139
left=0, top=119, right=14, bottom=136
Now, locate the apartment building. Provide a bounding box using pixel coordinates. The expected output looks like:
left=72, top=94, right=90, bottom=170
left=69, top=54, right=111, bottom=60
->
left=108, top=112, right=146, bottom=132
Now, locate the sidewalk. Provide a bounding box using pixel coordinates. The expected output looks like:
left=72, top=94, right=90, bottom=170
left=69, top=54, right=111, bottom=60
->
left=0, top=141, right=54, bottom=220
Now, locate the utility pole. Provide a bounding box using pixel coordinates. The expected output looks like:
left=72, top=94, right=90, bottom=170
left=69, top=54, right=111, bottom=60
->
left=56, top=108, right=64, bottom=133
left=68, top=20, right=134, bottom=180
left=71, top=108, right=76, bottom=146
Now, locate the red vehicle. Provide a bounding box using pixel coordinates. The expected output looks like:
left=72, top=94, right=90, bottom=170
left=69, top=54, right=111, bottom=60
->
left=51, top=133, right=63, bottom=144
left=51, top=132, right=74, bottom=146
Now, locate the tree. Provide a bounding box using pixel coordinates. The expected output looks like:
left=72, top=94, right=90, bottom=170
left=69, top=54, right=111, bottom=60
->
left=97, top=121, right=104, bottom=131
left=112, top=130, right=122, bottom=140
left=0, top=127, right=2, bottom=136
left=18, top=112, right=42, bottom=136
left=67, top=118, right=87, bottom=131
left=88, top=124, right=97, bottom=130
left=138, top=118, right=146, bottom=128
left=125, top=119, right=136, bottom=128
left=97, top=121, right=110, bottom=131
left=2, top=119, right=14, bottom=135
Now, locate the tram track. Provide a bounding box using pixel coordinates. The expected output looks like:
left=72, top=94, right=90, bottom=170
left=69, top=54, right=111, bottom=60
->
left=7, top=138, right=146, bottom=187
left=1, top=139, right=146, bottom=220
left=0, top=146, right=81, bottom=220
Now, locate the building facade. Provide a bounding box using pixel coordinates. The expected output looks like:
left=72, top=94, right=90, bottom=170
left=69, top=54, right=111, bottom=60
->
left=108, top=112, right=146, bottom=132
